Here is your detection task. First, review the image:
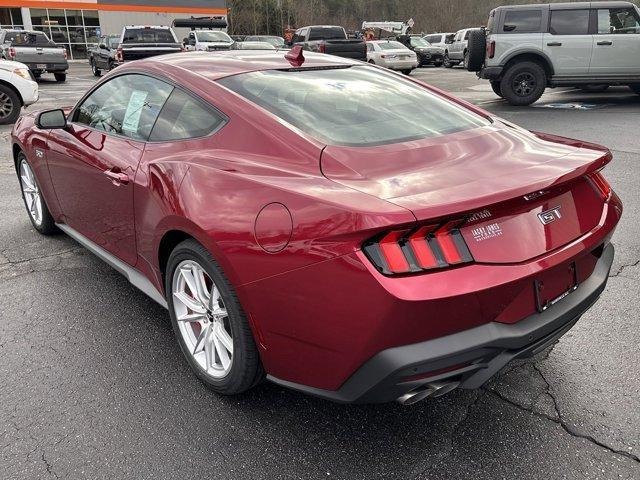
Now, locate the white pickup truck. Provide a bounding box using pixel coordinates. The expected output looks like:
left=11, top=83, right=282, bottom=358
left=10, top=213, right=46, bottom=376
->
left=0, top=59, right=38, bottom=124
left=0, top=30, right=68, bottom=82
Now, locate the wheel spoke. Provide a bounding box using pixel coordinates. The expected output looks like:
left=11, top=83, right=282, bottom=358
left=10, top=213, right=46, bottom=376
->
left=173, top=291, right=207, bottom=314
left=180, top=266, right=200, bottom=299
left=192, top=265, right=210, bottom=305
left=214, top=334, right=231, bottom=370
left=193, top=324, right=209, bottom=355
left=214, top=323, right=233, bottom=354
left=177, top=311, right=206, bottom=323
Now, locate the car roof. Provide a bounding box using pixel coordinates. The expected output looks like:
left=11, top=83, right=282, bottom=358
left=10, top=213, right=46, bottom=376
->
left=138, top=50, right=359, bottom=80
left=495, top=1, right=634, bottom=10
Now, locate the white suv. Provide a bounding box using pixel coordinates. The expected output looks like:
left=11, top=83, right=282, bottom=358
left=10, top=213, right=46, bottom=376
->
left=471, top=1, right=640, bottom=105
left=0, top=59, right=38, bottom=124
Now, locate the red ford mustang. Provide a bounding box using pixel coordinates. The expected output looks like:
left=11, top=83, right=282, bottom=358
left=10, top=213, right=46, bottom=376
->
left=12, top=50, right=622, bottom=404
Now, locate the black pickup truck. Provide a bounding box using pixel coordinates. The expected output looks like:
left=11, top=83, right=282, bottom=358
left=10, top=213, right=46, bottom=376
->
left=292, top=25, right=366, bottom=61
left=115, top=25, right=183, bottom=63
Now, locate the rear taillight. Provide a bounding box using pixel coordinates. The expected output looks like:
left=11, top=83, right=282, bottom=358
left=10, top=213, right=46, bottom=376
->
left=588, top=171, right=612, bottom=200
left=487, top=40, right=495, bottom=59
left=8, top=47, right=16, bottom=59
left=363, top=220, right=474, bottom=275
left=62, top=48, right=67, bottom=60
left=318, top=42, right=326, bottom=54
left=116, top=47, right=123, bottom=62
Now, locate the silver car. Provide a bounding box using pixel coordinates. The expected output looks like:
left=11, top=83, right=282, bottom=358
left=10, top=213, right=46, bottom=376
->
left=366, top=40, right=418, bottom=74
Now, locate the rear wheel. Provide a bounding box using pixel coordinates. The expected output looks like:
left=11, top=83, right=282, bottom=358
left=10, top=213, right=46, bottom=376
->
left=0, top=84, right=21, bottom=125
left=54, top=72, right=66, bottom=82
left=500, top=61, right=546, bottom=106
left=490, top=80, right=503, bottom=98
left=90, top=59, right=101, bottom=77
left=17, top=153, right=57, bottom=234
left=166, top=239, right=263, bottom=395
left=443, top=53, right=453, bottom=68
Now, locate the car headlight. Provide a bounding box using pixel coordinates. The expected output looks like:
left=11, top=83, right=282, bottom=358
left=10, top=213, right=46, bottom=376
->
left=13, top=68, right=31, bottom=80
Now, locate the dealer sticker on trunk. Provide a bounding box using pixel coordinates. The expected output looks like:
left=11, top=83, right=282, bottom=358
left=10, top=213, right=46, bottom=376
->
left=471, top=222, right=503, bottom=242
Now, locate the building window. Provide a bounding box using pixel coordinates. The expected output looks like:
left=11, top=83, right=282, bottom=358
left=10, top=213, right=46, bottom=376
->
left=0, top=7, right=24, bottom=29
left=26, top=7, right=102, bottom=60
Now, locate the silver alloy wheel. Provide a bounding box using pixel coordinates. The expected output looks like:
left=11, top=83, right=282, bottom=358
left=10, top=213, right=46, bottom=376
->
left=172, top=259, right=233, bottom=378
left=19, top=160, right=43, bottom=226
left=0, top=91, right=14, bottom=119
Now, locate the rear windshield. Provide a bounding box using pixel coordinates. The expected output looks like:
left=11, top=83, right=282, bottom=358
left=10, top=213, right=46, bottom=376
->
left=378, top=41, right=407, bottom=50
left=219, top=66, right=489, bottom=147
left=409, top=37, right=430, bottom=48
left=197, top=31, right=232, bottom=42
left=308, top=27, right=345, bottom=41
left=122, top=28, right=176, bottom=44
left=4, top=31, right=51, bottom=46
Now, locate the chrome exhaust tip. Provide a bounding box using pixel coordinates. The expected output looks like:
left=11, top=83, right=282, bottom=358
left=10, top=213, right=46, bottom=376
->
left=396, top=380, right=461, bottom=405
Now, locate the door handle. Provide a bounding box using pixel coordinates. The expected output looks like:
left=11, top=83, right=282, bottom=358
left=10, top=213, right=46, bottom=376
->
left=104, top=169, right=129, bottom=186
left=546, top=42, right=562, bottom=47
left=597, top=40, right=613, bottom=46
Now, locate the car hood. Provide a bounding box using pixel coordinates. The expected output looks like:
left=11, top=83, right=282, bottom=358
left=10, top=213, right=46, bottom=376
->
left=320, top=120, right=611, bottom=222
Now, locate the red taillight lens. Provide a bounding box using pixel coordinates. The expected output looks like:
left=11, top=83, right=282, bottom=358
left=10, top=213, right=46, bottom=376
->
left=116, top=47, right=123, bottom=62
left=63, top=48, right=67, bottom=60
left=487, top=40, right=495, bottom=59
left=588, top=171, right=612, bottom=200
left=318, top=42, right=326, bottom=54
left=8, top=47, right=16, bottom=59
left=363, top=221, right=474, bottom=275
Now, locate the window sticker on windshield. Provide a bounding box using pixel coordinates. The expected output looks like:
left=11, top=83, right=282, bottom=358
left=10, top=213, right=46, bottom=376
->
left=122, top=90, right=148, bottom=134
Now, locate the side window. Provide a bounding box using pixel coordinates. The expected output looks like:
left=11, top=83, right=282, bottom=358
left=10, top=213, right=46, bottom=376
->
left=149, top=88, right=226, bottom=142
left=503, top=9, right=543, bottom=33
left=74, top=74, right=173, bottom=141
left=464, top=30, right=470, bottom=40
left=549, top=9, right=590, bottom=35
left=598, top=8, right=640, bottom=34
left=454, top=32, right=461, bottom=41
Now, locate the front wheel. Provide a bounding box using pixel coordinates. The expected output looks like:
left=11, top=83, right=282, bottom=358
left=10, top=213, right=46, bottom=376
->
left=166, top=239, right=264, bottom=395
left=0, top=84, right=21, bottom=124
left=54, top=72, right=66, bottom=82
left=500, top=61, right=546, bottom=106
left=90, top=59, right=101, bottom=77
left=17, top=153, right=57, bottom=234
left=443, top=53, right=453, bottom=68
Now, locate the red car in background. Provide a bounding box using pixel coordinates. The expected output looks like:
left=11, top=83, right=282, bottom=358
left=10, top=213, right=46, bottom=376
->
left=11, top=50, right=622, bottom=405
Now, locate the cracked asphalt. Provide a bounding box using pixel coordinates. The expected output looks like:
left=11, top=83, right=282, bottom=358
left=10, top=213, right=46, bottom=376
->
left=0, top=64, right=639, bottom=479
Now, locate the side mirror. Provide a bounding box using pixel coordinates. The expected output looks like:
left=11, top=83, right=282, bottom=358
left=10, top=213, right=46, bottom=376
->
left=183, top=37, right=189, bottom=45
left=37, top=109, right=67, bottom=129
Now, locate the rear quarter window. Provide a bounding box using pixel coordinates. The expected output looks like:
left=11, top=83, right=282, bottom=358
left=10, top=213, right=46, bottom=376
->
left=502, top=9, right=543, bottom=33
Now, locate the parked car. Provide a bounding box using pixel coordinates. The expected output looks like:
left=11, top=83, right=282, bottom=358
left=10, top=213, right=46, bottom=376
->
left=88, top=35, right=120, bottom=77
left=0, top=59, right=37, bottom=124
left=12, top=50, right=621, bottom=404
left=423, top=32, right=455, bottom=50
left=470, top=1, right=640, bottom=105
left=444, top=27, right=479, bottom=68
left=366, top=40, right=418, bottom=74
left=115, top=25, right=183, bottom=63
left=230, top=41, right=276, bottom=50
left=396, top=34, right=444, bottom=66
left=292, top=25, right=367, bottom=60
left=244, top=35, right=286, bottom=48
left=0, top=29, right=68, bottom=82
left=183, top=30, right=233, bottom=51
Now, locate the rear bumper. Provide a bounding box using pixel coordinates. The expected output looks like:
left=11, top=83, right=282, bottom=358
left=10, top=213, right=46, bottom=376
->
left=26, top=62, right=68, bottom=73
left=479, top=66, right=503, bottom=80
left=268, top=243, right=614, bottom=403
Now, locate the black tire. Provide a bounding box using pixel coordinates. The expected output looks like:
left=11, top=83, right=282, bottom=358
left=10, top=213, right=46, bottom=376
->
left=580, top=85, right=609, bottom=93
left=16, top=152, right=58, bottom=235
left=0, top=84, right=21, bottom=125
left=108, top=60, right=115, bottom=71
left=500, top=61, right=546, bottom=106
left=166, top=239, right=264, bottom=395
left=630, top=84, right=640, bottom=95
left=443, top=53, right=453, bottom=68
left=490, top=80, right=503, bottom=98
left=466, top=29, right=486, bottom=72
left=368, top=59, right=375, bottom=64
left=54, top=73, right=66, bottom=82
left=402, top=69, right=412, bottom=75
left=90, top=59, right=101, bottom=77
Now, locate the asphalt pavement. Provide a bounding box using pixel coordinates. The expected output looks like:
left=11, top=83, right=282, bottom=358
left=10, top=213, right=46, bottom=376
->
left=0, top=63, right=639, bottom=479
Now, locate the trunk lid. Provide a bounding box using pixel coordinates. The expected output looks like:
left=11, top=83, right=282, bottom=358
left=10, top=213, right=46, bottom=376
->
left=321, top=123, right=611, bottom=263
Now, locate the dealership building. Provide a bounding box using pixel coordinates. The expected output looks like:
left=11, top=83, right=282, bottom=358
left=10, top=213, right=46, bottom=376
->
left=0, top=0, right=227, bottom=59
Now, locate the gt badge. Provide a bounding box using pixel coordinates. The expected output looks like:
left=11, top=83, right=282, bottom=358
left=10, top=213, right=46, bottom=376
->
left=538, top=206, right=562, bottom=225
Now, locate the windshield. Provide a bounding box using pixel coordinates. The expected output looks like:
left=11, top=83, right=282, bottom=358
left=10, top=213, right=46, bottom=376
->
left=219, top=66, right=489, bottom=147
left=378, top=41, right=407, bottom=50
left=409, top=37, right=430, bottom=48
left=308, top=27, right=345, bottom=41
left=197, top=31, right=232, bottom=42
left=122, top=28, right=176, bottom=44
